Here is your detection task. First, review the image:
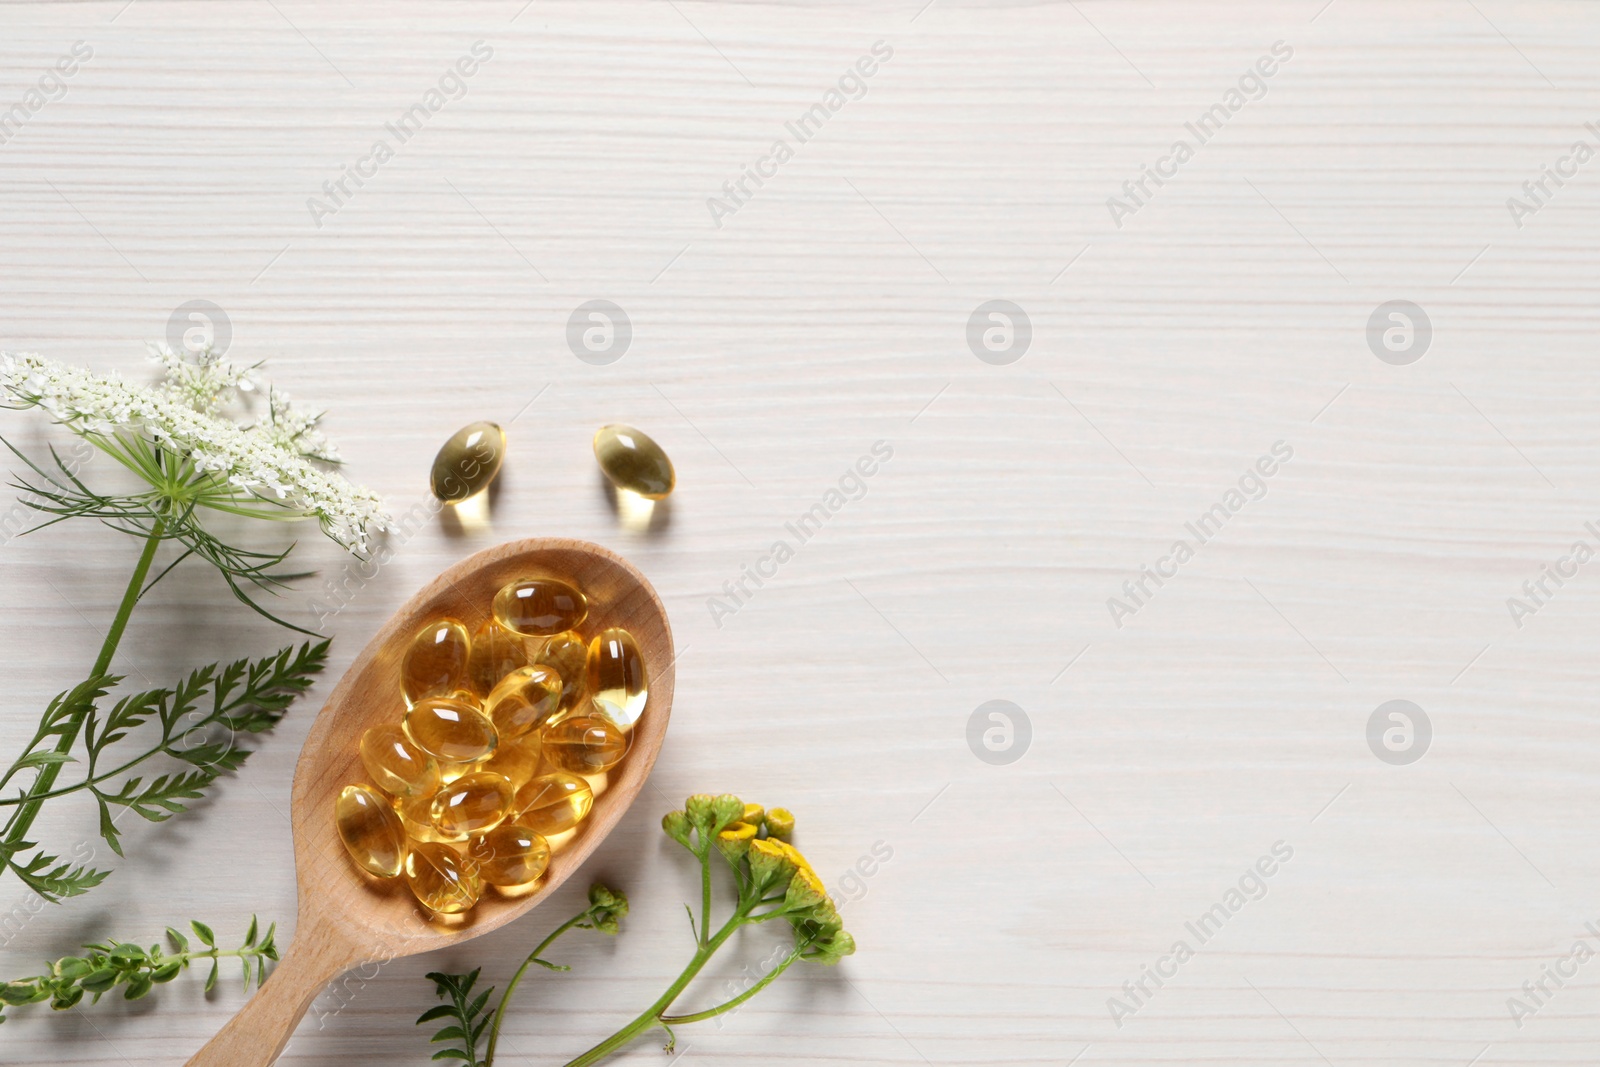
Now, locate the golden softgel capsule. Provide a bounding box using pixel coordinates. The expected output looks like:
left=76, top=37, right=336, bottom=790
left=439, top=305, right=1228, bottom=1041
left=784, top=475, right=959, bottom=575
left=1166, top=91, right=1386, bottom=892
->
left=431, top=421, right=506, bottom=504
left=485, top=665, right=563, bottom=740
left=468, top=619, right=529, bottom=699
left=471, top=823, right=551, bottom=887
left=477, top=732, right=543, bottom=791
left=401, top=618, right=473, bottom=705
left=431, top=771, right=515, bottom=838
left=404, top=696, right=498, bottom=763
left=587, top=627, right=647, bottom=731
left=395, top=792, right=468, bottom=844
left=360, top=723, right=441, bottom=799
left=512, top=772, right=593, bottom=836
left=593, top=424, right=674, bottom=499
left=405, top=841, right=482, bottom=914
left=493, top=577, right=587, bottom=637
left=531, top=630, right=588, bottom=713
left=542, top=716, right=627, bottom=774
left=336, top=783, right=407, bottom=878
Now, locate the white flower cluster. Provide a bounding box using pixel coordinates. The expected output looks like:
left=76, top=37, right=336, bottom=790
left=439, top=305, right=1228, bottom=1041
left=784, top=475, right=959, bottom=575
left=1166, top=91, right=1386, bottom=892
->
left=0, top=349, right=392, bottom=553
left=147, top=345, right=342, bottom=464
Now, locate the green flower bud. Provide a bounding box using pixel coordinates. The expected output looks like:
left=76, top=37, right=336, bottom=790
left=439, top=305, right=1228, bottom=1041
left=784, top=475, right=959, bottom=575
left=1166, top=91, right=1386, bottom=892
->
left=686, top=793, right=746, bottom=838
left=588, top=882, right=629, bottom=934
left=684, top=794, right=718, bottom=827
left=784, top=866, right=827, bottom=912
left=764, top=807, right=795, bottom=841
left=588, top=883, right=627, bottom=911
left=809, top=928, right=856, bottom=964
left=790, top=909, right=853, bottom=962
left=709, top=794, right=744, bottom=834
left=715, top=821, right=757, bottom=863
left=747, top=838, right=798, bottom=895
left=661, top=810, right=692, bottom=848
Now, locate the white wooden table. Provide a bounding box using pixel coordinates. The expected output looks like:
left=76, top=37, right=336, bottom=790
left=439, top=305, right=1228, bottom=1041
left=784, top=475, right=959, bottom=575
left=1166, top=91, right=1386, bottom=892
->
left=2, top=1, right=1598, bottom=1063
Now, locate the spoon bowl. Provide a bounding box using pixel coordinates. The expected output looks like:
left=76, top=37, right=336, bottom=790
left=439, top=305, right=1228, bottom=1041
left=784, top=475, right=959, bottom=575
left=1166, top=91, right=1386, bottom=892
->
left=184, top=538, right=674, bottom=1066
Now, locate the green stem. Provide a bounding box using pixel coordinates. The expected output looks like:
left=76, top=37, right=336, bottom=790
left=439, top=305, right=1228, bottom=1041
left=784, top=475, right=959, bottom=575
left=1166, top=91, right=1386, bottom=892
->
left=699, top=844, right=713, bottom=948
left=658, top=950, right=802, bottom=1025
left=0, top=521, right=165, bottom=861
left=0, top=736, right=178, bottom=806
left=90, top=521, right=165, bottom=680
left=559, top=910, right=748, bottom=1067
left=7, top=941, right=270, bottom=1003
left=484, top=910, right=593, bottom=1066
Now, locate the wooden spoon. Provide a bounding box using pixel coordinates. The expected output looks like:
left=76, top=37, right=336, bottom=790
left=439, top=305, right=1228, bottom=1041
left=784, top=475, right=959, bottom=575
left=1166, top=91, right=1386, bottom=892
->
left=183, top=537, right=674, bottom=1066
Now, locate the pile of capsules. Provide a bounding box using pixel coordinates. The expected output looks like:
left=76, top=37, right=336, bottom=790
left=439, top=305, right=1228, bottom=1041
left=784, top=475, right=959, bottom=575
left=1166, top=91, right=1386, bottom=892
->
left=334, top=576, right=647, bottom=915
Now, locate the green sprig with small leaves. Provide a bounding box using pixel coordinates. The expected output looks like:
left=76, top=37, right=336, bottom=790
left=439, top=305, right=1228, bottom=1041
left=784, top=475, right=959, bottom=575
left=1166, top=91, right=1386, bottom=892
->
left=419, top=885, right=629, bottom=1067
left=0, top=917, right=277, bottom=1023
left=0, top=641, right=329, bottom=901
left=419, top=970, right=495, bottom=1067
left=419, top=798, right=853, bottom=1067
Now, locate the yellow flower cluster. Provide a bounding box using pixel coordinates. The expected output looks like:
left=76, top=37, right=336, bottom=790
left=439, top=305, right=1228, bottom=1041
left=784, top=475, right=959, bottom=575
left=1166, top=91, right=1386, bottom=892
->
left=663, top=794, right=854, bottom=964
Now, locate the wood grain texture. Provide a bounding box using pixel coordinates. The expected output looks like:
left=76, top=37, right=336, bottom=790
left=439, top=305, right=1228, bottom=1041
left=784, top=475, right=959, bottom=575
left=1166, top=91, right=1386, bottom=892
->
left=1, top=1, right=1598, bottom=1065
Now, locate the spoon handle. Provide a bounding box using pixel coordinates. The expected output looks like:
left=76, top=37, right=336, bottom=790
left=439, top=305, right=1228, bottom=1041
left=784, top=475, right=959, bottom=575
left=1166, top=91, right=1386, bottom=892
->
left=183, top=924, right=358, bottom=1067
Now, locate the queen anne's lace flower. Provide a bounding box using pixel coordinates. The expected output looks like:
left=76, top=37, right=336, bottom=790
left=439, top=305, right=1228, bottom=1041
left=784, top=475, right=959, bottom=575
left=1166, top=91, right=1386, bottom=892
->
left=0, top=349, right=391, bottom=553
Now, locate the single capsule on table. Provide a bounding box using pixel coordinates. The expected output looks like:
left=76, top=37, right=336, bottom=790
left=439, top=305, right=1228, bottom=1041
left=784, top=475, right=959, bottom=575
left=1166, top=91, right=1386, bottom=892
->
left=336, top=783, right=408, bottom=878
left=395, top=792, right=468, bottom=844
left=493, top=577, right=587, bottom=638
left=485, top=665, right=563, bottom=740
left=477, top=730, right=543, bottom=791
left=404, top=696, right=498, bottom=763
left=401, top=617, right=474, bottom=705
left=470, top=822, right=551, bottom=887
left=405, top=841, right=483, bottom=914
left=431, top=421, right=506, bottom=504
left=360, top=723, right=441, bottom=799
left=431, top=771, right=515, bottom=838
left=512, top=772, right=594, bottom=836
left=468, top=618, right=529, bottom=699
left=542, top=716, right=627, bottom=775
left=586, top=627, right=647, bottom=731
left=531, top=630, right=588, bottom=714
left=593, top=424, right=675, bottom=499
